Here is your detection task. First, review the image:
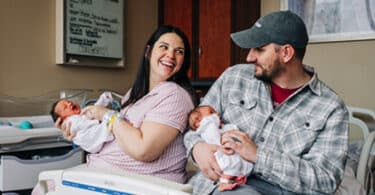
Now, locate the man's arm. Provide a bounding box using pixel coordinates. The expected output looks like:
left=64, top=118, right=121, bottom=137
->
left=224, top=105, right=349, bottom=194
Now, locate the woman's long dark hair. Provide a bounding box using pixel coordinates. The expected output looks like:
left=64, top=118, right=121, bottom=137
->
left=121, top=25, right=198, bottom=108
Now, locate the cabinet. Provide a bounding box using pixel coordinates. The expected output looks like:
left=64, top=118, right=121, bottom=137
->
left=159, top=0, right=260, bottom=81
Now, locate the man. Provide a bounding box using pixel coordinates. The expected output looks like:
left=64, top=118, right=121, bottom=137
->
left=184, top=10, right=348, bottom=195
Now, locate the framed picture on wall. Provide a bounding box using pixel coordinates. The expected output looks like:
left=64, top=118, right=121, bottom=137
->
left=56, top=0, right=125, bottom=68
left=281, top=0, right=375, bottom=43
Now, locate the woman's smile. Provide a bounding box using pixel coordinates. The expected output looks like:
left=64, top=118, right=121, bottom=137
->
left=160, top=59, right=176, bottom=68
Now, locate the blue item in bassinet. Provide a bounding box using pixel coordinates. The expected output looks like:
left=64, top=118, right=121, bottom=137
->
left=0, top=120, right=33, bottom=130
left=0, top=121, right=13, bottom=126
left=18, top=120, right=33, bottom=129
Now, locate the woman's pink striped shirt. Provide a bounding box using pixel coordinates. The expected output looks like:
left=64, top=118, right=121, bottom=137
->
left=86, top=82, right=194, bottom=183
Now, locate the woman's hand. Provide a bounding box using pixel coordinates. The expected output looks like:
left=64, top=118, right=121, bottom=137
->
left=55, top=117, right=63, bottom=129
left=81, top=105, right=109, bottom=121
left=221, top=130, right=257, bottom=163
left=55, top=117, right=76, bottom=141
left=192, top=142, right=222, bottom=181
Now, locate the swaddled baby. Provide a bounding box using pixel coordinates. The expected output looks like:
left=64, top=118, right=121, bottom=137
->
left=50, top=92, right=115, bottom=153
left=188, top=105, right=253, bottom=191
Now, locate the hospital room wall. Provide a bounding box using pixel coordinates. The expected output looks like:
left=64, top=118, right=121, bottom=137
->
left=262, top=1, right=375, bottom=110
left=0, top=0, right=374, bottom=111
left=0, top=0, right=158, bottom=98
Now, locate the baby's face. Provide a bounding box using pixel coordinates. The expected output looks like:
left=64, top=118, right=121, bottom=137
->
left=189, top=106, right=216, bottom=130
left=55, top=99, right=81, bottom=120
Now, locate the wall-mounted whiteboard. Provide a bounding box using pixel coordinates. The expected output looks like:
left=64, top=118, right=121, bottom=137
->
left=56, top=0, right=125, bottom=67
left=66, top=0, right=123, bottom=58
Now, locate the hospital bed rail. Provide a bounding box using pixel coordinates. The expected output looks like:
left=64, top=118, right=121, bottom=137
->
left=347, top=106, right=375, bottom=195
left=38, top=164, right=192, bottom=195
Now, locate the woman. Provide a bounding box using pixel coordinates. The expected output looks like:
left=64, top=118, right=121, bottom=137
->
left=79, top=25, right=197, bottom=182
left=32, top=25, right=197, bottom=195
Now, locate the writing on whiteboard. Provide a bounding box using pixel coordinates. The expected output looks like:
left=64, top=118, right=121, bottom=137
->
left=65, top=0, right=123, bottom=58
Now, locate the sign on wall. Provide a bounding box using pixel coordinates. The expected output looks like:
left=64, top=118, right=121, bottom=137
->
left=56, top=0, right=124, bottom=67
left=65, top=0, right=123, bottom=58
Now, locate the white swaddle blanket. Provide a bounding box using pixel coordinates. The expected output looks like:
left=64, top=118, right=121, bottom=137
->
left=94, top=91, right=113, bottom=107
left=63, top=92, right=115, bottom=153
left=196, top=114, right=253, bottom=176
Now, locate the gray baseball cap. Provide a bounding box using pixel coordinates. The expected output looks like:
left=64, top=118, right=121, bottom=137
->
left=231, top=10, right=308, bottom=49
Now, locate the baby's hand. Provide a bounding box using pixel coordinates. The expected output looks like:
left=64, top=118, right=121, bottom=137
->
left=81, top=105, right=109, bottom=121
left=220, top=132, right=241, bottom=155
left=95, top=92, right=113, bottom=107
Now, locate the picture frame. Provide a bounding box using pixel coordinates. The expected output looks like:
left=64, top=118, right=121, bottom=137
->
left=56, top=0, right=125, bottom=68
left=280, top=0, right=375, bottom=43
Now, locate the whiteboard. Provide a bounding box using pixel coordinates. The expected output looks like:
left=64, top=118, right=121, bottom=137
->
left=65, top=0, right=123, bottom=58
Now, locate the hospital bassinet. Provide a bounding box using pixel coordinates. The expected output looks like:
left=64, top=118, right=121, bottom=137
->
left=0, top=89, right=91, bottom=194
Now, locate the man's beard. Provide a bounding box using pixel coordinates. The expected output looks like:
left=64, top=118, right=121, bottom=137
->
left=255, top=74, right=271, bottom=82
left=254, top=66, right=272, bottom=82
left=254, top=61, right=282, bottom=82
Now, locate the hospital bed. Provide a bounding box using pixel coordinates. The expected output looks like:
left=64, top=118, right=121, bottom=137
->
left=36, top=102, right=375, bottom=195
left=38, top=165, right=192, bottom=195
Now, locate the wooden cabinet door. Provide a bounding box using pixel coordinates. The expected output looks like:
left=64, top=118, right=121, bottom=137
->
left=159, top=0, right=260, bottom=81
left=198, top=0, right=231, bottom=80
left=160, top=0, right=193, bottom=77
left=161, top=0, right=192, bottom=44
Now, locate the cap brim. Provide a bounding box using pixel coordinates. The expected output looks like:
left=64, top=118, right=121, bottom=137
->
left=231, top=27, right=271, bottom=49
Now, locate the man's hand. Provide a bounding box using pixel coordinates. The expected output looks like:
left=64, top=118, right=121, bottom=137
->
left=221, top=130, right=257, bottom=163
left=192, top=142, right=222, bottom=181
